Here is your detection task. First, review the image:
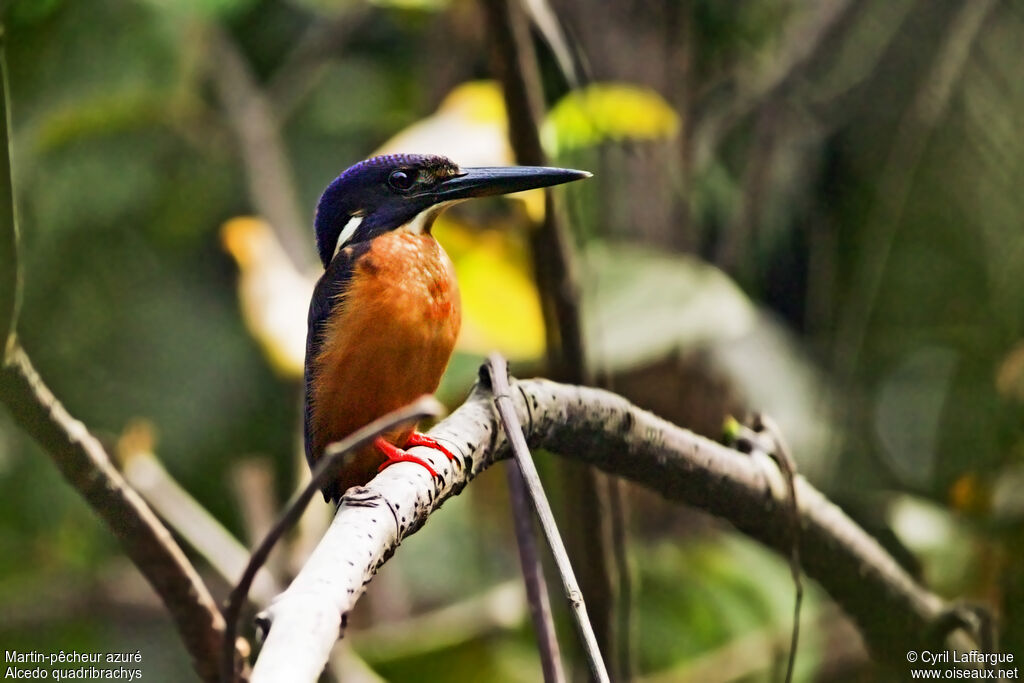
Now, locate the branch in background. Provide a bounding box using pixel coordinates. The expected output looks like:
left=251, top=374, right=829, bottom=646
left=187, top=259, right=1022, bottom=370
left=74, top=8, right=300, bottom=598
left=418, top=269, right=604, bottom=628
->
left=833, top=0, right=998, bottom=378
left=478, top=1, right=628, bottom=676
left=480, top=0, right=587, bottom=379
left=715, top=104, right=779, bottom=273
left=506, top=465, right=565, bottom=683
left=325, top=644, right=383, bottom=683
left=228, top=458, right=288, bottom=584
left=520, top=0, right=582, bottom=89
left=0, top=344, right=231, bottom=683
left=205, top=25, right=314, bottom=270
left=286, top=458, right=333, bottom=579
left=251, top=374, right=972, bottom=681
left=0, top=39, right=19, bottom=353
left=489, top=355, right=598, bottom=682
left=230, top=459, right=278, bottom=547
left=352, top=580, right=525, bottom=660
left=690, top=0, right=861, bottom=168
left=266, top=5, right=371, bottom=124
left=641, top=605, right=867, bottom=682
left=116, top=423, right=281, bottom=607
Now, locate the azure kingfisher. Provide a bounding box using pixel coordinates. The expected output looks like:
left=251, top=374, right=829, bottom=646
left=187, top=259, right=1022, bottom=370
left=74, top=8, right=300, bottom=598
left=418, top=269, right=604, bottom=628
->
left=305, top=153, right=590, bottom=502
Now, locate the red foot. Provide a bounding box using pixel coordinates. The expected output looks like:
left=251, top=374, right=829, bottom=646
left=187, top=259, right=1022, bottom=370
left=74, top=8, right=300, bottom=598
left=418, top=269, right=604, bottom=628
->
left=404, top=432, right=458, bottom=463
left=374, top=436, right=439, bottom=477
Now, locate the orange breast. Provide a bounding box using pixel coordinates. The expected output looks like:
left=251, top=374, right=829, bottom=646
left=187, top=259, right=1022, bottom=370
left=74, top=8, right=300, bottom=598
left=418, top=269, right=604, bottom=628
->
left=309, top=231, right=461, bottom=492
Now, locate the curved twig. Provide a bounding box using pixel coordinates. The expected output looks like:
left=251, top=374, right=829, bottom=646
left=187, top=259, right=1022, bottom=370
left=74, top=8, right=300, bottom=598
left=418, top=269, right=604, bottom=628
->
left=221, top=396, right=443, bottom=682
left=487, top=354, right=603, bottom=682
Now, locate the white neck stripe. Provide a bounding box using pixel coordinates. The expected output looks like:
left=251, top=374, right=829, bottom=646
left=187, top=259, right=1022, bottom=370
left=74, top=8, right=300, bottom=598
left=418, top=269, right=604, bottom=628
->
left=333, top=215, right=364, bottom=259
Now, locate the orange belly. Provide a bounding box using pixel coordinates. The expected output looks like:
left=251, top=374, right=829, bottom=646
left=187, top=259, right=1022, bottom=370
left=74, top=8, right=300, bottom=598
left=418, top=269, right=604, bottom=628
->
left=309, top=231, right=461, bottom=495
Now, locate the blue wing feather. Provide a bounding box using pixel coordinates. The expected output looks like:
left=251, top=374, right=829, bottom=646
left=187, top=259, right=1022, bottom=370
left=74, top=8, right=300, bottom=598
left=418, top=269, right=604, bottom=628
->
left=303, top=241, right=371, bottom=478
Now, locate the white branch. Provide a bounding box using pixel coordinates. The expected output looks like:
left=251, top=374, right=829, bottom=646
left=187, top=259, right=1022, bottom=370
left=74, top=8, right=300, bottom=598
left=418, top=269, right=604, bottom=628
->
left=250, top=388, right=492, bottom=682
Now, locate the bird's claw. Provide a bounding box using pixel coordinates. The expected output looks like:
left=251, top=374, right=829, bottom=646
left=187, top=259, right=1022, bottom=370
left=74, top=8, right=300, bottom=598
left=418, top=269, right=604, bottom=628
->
left=404, top=431, right=458, bottom=462
left=374, top=436, right=439, bottom=477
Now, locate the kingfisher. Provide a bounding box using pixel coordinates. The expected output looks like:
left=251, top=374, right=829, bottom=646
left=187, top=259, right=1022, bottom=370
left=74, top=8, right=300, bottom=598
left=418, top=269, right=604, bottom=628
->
left=305, top=153, right=590, bottom=502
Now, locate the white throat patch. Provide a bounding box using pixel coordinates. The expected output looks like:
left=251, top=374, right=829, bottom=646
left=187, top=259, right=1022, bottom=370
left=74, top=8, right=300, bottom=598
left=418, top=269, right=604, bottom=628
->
left=404, top=200, right=460, bottom=236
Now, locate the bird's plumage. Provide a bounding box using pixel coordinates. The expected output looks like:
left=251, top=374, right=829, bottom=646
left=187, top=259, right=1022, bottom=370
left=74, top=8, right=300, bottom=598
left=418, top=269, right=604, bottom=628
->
left=304, top=153, right=589, bottom=502
left=305, top=232, right=460, bottom=502
left=305, top=155, right=465, bottom=502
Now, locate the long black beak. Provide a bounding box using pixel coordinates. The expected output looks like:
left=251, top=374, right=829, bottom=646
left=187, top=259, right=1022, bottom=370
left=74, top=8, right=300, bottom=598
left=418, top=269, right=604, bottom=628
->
left=427, top=165, right=591, bottom=201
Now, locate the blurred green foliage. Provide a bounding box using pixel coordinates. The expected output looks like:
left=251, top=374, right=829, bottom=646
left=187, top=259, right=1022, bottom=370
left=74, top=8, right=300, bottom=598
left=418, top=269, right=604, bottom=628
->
left=3, top=0, right=1024, bottom=681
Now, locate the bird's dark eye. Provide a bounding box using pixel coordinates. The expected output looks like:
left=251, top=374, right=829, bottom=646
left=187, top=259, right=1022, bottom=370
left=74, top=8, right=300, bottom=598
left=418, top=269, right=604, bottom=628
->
left=388, top=169, right=416, bottom=191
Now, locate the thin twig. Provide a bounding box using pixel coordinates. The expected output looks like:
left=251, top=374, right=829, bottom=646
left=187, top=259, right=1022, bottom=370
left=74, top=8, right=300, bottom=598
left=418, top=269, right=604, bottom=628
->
left=486, top=354, right=610, bottom=683
left=748, top=414, right=803, bottom=683
left=116, top=425, right=385, bottom=683
left=505, top=461, right=566, bottom=683
left=520, top=0, right=581, bottom=89
left=220, top=395, right=444, bottom=683
left=117, top=434, right=282, bottom=607
left=0, top=33, right=20, bottom=353
left=480, top=2, right=627, bottom=675
left=205, top=24, right=313, bottom=270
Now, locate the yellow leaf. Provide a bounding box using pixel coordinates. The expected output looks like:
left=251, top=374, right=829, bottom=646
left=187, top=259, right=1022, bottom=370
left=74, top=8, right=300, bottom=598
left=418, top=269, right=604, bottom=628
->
left=221, top=217, right=313, bottom=378
left=543, top=83, right=681, bottom=154
left=376, top=81, right=512, bottom=168
left=432, top=216, right=545, bottom=360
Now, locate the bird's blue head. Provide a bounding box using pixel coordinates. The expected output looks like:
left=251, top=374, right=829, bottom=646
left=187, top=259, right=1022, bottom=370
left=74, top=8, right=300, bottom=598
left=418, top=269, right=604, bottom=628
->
left=313, top=153, right=591, bottom=268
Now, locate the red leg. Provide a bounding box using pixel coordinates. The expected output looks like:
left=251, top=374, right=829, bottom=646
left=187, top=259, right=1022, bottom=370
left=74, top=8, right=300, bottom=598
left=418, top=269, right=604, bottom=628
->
left=404, top=432, right=458, bottom=462
left=374, top=436, right=439, bottom=477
